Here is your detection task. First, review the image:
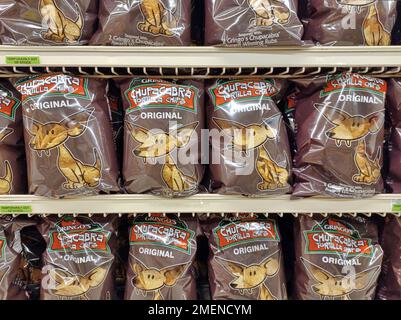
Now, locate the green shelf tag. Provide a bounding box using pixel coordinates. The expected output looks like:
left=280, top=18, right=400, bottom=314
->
left=5, top=56, right=41, bottom=65
left=392, top=201, right=401, bottom=212
left=0, top=205, right=32, bottom=213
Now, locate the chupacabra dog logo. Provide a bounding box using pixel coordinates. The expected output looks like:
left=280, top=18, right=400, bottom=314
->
left=213, top=117, right=289, bottom=191
left=217, top=250, right=281, bottom=300
left=314, top=103, right=383, bottom=185
left=44, top=266, right=108, bottom=300
left=130, top=257, right=188, bottom=300
left=301, top=258, right=380, bottom=300
left=137, top=0, right=180, bottom=37
left=126, top=121, right=198, bottom=193
left=39, top=0, right=84, bottom=44
left=25, top=109, right=103, bottom=191
left=314, top=103, right=384, bottom=148
left=248, top=0, right=291, bottom=28
left=336, top=0, right=391, bottom=45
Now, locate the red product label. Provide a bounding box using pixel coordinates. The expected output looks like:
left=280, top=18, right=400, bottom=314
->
left=129, top=222, right=193, bottom=254
left=0, top=237, right=5, bottom=259
left=210, top=80, right=278, bottom=109
left=321, top=73, right=387, bottom=97
left=50, top=231, right=109, bottom=252
left=214, top=220, right=280, bottom=250
left=0, top=87, right=20, bottom=121
left=16, top=74, right=89, bottom=101
left=304, top=231, right=373, bottom=256
left=125, top=83, right=198, bottom=113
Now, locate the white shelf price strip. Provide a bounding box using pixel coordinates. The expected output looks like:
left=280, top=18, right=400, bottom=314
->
left=0, top=194, right=400, bottom=215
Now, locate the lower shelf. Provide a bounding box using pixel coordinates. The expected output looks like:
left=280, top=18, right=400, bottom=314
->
left=0, top=194, right=400, bottom=215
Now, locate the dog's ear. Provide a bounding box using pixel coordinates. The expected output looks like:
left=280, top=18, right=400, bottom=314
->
left=366, top=112, right=384, bottom=134
left=49, top=268, right=73, bottom=285
left=314, top=104, right=350, bottom=125
left=170, top=122, right=198, bottom=148
left=262, top=251, right=280, bottom=277
left=128, top=124, right=150, bottom=144
left=0, top=128, right=13, bottom=142
left=354, top=266, right=380, bottom=291
left=301, top=258, right=333, bottom=283
left=163, top=264, right=186, bottom=286
left=213, top=118, right=245, bottom=138
left=61, top=108, right=94, bottom=137
left=226, top=261, right=245, bottom=276
left=85, top=267, right=107, bottom=288
left=24, top=117, right=41, bottom=137
left=130, top=259, right=147, bottom=275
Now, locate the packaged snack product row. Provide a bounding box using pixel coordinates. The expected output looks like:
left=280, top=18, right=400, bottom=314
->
left=1, top=214, right=400, bottom=300
left=3, top=73, right=401, bottom=199
left=0, top=0, right=399, bottom=47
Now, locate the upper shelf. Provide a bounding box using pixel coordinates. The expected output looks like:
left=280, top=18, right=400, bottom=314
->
left=0, top=194, right=400, bottom=215
left=1, top=46, right=401, bottom=78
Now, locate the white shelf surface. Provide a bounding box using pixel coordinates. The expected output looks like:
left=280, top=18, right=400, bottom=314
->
left=0, top=46, right=401, bottom=68
left=0, top=194, right=400, bottom=215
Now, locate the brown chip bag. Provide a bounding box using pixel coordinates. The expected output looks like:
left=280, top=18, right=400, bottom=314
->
left=204, top=0, right=304, bottom=46
left=90, top=0, right=191, bottom=46
left=121, top=78, right=204, bottom=197
left=0, top=216, right=35, bottom=300
left=14, top=73, right=120, bottom=198
left=0, top=0, right=98, bottom=45
left=0, top=80, right=26, bottom=195
left=292, top=73, right=386, bottom=198
left=38, top=215, right=118, bottom=300
left=125, top=214, right=199, bottom=300
left=207, top=79, right=292, bottom=196
left=294, top=215, right=383, bottom=300
left=303, top=0, right=397, bottom=46
left=377, top=217, right=401, bottom=300
left=203, top=213, right=287, bottom=300
left=385, top=79, right=401, bottom=193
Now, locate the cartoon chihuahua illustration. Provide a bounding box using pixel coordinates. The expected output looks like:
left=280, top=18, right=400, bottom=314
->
left=314, top=103, right=384, bottom=147
left=46, top=267, right=107, bottom=299
left=248, top=0, right=291, bottom=27
left=219, top=251, right=281, bottom=300
left=0, top=128, right=14, bottom=195
left=39, top=0, right=84, bottom=43
left=213, top=117, right=289, bottom=191
left=131, top=259, right=187, bottom=300
left=301, top=258, right=380, bottom=300
left=363, top=4, right=391, bottom=46
left=353, top=140, right=381, bottom=185
left=26, top=109, right=102, bottom=190
left=127, top=122, right=198, bottom=193
left=138, top=0, right=179, bottom=36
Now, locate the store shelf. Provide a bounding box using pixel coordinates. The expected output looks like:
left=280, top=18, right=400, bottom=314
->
left=1, top=46, right=401, bottom=78
left=0, top=194, right=400, bottom=215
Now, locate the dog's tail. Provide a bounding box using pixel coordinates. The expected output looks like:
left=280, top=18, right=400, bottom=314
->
left=74, top=2, right=84, bottom=29
left=2, top=161, right=12, bottom=185
left=93, top=148, right=102, bottom=171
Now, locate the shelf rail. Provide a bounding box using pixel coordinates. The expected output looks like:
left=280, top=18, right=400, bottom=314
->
left=1, top=46, right=401, bottom=78
left=0, top=194, right=400, bottom=215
